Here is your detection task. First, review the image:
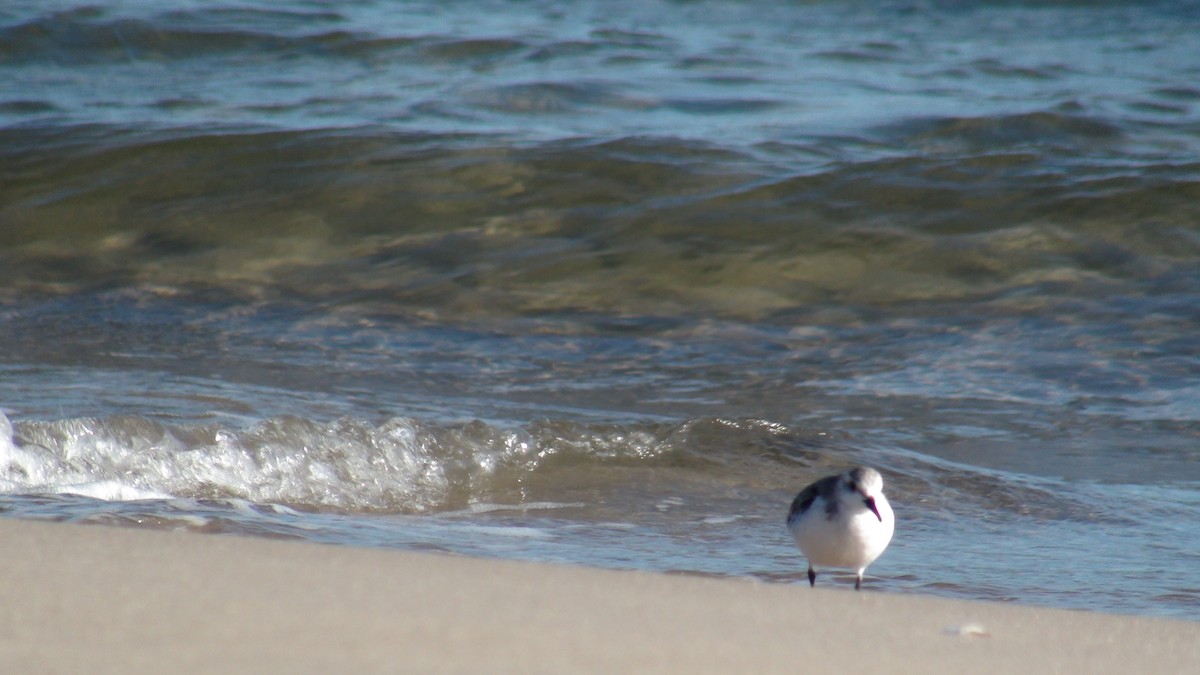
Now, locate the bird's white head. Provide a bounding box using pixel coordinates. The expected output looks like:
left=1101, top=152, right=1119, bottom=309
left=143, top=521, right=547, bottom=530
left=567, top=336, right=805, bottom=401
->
left=841, top=466, right=886, bottom=522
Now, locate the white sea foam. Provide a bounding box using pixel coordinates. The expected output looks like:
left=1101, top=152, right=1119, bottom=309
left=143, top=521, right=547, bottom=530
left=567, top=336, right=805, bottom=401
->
left=0, top=413, right=678, bottom=513
left=45, top=480, right=173, bottom=502
left=462, top=501, right=585, bottom=514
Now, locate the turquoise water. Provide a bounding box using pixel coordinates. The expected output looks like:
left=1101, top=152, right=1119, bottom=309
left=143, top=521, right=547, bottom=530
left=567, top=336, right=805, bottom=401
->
left=2, top=0, right=1200, bottom=619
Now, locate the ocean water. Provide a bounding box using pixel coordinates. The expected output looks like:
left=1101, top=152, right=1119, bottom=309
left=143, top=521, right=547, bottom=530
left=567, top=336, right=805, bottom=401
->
left=3, top=0, right=1200, bottom=620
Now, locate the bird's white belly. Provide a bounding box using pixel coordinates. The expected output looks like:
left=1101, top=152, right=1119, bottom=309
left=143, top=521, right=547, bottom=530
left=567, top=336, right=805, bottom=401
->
left=790, top=504, right=893, bottom=570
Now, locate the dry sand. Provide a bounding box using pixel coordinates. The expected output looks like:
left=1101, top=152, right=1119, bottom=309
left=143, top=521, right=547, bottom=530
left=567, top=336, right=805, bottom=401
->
left=0, top=518, right=1196, bottom=674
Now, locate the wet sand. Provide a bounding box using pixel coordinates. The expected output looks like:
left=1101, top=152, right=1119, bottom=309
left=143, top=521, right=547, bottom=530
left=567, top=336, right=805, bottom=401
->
left=0, top=518, right=1195, bottom=673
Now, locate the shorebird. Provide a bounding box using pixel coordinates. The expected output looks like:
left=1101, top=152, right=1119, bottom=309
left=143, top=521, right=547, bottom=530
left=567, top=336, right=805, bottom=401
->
left=786, top=466, right=894, bottom=590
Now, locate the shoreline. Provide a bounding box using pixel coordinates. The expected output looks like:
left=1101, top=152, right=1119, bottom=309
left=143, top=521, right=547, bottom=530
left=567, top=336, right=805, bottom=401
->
left=0, top=518, right=1196, bottom=673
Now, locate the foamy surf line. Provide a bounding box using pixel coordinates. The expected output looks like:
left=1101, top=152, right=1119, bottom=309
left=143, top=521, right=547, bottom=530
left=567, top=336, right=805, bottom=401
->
left=0, top=518, right=1196, bottom=674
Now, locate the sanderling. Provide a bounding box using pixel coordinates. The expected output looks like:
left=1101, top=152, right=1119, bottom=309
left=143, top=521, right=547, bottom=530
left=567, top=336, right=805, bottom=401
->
left=786, top=466, right=894, bottom=590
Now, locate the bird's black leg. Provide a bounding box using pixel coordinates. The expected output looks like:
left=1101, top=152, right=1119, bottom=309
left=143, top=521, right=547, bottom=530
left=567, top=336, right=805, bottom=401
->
left=807, top=565, right=816, bottom=588
left=854, top=574, right=862, bottom=591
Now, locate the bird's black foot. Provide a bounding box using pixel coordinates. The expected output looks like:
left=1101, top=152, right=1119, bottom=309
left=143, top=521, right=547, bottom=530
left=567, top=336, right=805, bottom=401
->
left=807, top=566, right=816, bottom=587
left=854, top=574, right=862, bottom=591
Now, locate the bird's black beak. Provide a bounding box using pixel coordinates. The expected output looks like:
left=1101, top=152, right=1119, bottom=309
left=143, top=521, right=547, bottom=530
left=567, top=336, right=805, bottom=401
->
left=864, top=496, right=882, bottom=522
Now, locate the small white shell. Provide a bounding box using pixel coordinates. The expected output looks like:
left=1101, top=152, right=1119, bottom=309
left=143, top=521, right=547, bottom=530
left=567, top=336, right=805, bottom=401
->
left=944, top=623, right=991, bottom=638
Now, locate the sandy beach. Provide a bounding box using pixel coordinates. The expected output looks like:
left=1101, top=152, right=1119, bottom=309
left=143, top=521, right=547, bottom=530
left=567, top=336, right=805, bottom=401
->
left=0, top=518, right=1195, bottom=673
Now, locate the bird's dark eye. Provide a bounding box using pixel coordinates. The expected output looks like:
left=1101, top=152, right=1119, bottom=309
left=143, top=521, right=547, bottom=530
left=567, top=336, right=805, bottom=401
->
left=846, top=481, right=857, bottom=492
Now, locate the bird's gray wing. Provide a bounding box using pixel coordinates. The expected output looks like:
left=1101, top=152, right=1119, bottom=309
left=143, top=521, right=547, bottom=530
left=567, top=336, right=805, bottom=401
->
left=787, top=474, right=840, bottom=525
